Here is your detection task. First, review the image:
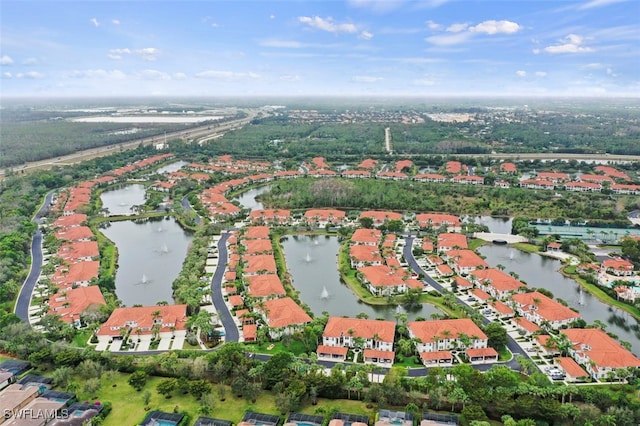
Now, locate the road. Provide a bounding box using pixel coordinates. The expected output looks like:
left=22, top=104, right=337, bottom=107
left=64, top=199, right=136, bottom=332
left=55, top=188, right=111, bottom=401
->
left=15, top=191, right=55, bottom=323
left=402, top=237, right=529, bottom=374
left=209, top=232, right=239, bottom=343
left=0, top=111, right=260, bottom=179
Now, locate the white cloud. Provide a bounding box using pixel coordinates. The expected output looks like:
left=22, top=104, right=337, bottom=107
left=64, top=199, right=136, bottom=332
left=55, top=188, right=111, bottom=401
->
left=2, top=72, right=12, bottom=78
left=535, top=71, right=547, bottom=77
left=194, top=70, right=261, bottom=81
left=446, top=23, right=469, bottom=33
left=112, top=19, right=120, bottom=25
left=135, top=69, right=171, bottom=80
left=426, top=20, right=442, bottom=31
left=516, top=70, right=527, bottom=77
left=582, top=63, right=606, bottom=69
left=578, top=0, right=627, bottom=9
left=16, top=71, right=44, bottom=79
left=298, top=16, right=358, bottom=34
left=67, top=69, right=127, bottom=79
left=352, top=75, right=383, bottom=83
left=470, top=20, right=522, bottom=35
left=260, top=39, right=304, bottom=48
left=359, top=30, right=374, bottom=40
left=269, top=14, right=276, bottom=19
left=425, top=32, right=471, bottom=46
left=136, top=47, right=162, bottom=61
left=1, top=55, right=14, bottom=65
left=173, top=72, right=187, bottom=80
left=108, top=48, right=131, bottom=60
left=543, top=34, right=594, bottom=54
left=90, top=18, right=100, bottom=27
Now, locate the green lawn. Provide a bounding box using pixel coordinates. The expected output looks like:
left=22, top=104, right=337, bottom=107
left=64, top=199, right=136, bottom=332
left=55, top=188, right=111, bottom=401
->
left=512, top=242, right=540, bottom=253
left=468, top=238, right=487, bottom=251
left=77, top=373, right=375, bottom=425
left=393, top=354, right=423, bottom=368
left=72, top=330, right=93, bottom=348
left=251, top=340, right=309, bottom=356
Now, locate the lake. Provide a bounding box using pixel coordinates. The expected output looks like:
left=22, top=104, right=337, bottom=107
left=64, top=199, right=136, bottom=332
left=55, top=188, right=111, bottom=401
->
left=281, top=234, right=438, bottom=320
left=100, top=184, right=146, bottom=216
left=478, top=244, right=640, bottom=354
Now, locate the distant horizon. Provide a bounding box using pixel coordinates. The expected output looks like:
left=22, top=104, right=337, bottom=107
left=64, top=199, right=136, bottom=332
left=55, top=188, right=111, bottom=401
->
left=2, top=1, right=638, bottom=98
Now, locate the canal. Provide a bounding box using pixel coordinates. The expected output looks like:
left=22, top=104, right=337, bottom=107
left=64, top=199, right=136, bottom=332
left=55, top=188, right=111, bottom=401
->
left=478, top=244, right=640, bottom=354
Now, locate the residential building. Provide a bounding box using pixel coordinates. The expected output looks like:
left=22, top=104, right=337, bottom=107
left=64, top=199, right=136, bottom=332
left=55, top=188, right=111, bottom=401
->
left=442, top=249, right=488, bottom=274
left=357, top=265, right=407, bottom=296
left=471, top=268, right=525, bottom=300
left=245, top=274, right=286, bottom=299
left=437, top=233, right=468, bottom=252
left=47, top=286, right=106, bottom=327
left=96, top=305, right=188, bottom=343
left=511, top=292, right=581, bottom=329
left=257, top=297, right=312, bottom=337
left=351, top=228, right=382, bottom=246
left=417, top=214, right=461, bottom=232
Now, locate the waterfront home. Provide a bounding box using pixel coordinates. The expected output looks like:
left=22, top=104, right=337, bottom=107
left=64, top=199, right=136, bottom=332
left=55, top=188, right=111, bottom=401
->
left=602, top=258, right=635, bottom=276
left=357, top=265, right=407, bottom=296
left=57, top=241, right=99, bottom=263
left=564, top=181, right=602, bottom=192
left=241, top=239, right=273, bottom=255
left=442, top=249, right=488, bottom=274
left=536, top=172, right=570, bottom=183
left=595, top=165, right=631, bottom=181
left=242, top=254, right=277, bottom=276
left=47, top=286, right=106, bottom=328
left=53, top=213, right=87, bottom=228
left=349, top=245, right=383, bottom=268
left=437, top=233, right=468, bottom=252
left=245, top=274, right=286, bottom=299
left=511, top=292, right=581, bottom=329
left=563, top=328, right=640, bottom=380
left=51, top=260, right=100, bottom=289
left=96, top=305, right=188, bottom=343
left=256, top=297, right=312, bottom=338
left=414, top=173, right=447, bottom=183
left=451, top=175, right=484, bottom=185
left=249, top=209, right=291, bottom=225
left=54, top=225, right=94, bottom=242
left=611, top=184, right=640, bottom=195
left=244, top=226, right=271, bottom=240
left=319, top=317, right=396, bottom=364
left=408, top=319, right=489, bottom=366
left=359, top=210, right=403, bottom=227
left=417, top=214, right=462, bottom=232
left=304, top=209, right=347, bottom=227
left=471, top=268, right=525, bottom=300
left=342, top=169, right=372, bottom=179
left=351, top=228, right=382, bottom=246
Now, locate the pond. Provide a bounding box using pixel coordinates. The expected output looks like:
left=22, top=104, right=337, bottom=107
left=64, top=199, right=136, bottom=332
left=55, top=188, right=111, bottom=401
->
left=464, top=216, right=513, bottom=234
left=154, top=160, right=187, bottom=175
left=281, top=234, right=439, bottom=320
left=234, top=185, right=271, bottom=211
left=100, top=216, right=193, bottom=306
left=478, top=244, right=640, bottom=354
left=100, top=184, right=146, bottom=216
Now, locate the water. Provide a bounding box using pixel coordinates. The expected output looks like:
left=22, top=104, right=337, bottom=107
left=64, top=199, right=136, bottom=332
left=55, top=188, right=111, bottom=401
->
left=464, top=216, right=513, bottom=234
left=233, top=185, right=271, bottom=211
left=281, top=234, right=439, bottom=320
left=154, top=160, right=187, bottom=175
left=100, top=216, right=193, bottom=306
left=100, top=184, right=146, bottom=216
left=478, top=244, right=640, bottom=354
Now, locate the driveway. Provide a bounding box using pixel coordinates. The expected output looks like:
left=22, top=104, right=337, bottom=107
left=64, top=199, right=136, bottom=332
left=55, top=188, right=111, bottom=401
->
left=209, top=232, right=239, bottom=342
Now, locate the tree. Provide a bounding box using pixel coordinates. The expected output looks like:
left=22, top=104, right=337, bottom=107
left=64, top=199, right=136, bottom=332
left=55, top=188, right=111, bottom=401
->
left=263, top=352, right=294, bottom=389
left=157, top=378, right=177, bottom=398
left=483, top=322, right=508, bottom=351
left=189, top=379, right=212, bottom=399
left=83, top=377, right=102, bottom=396
left=128, top=370, right=148, bottom=391
left=142, top=390, right=151, bottom=406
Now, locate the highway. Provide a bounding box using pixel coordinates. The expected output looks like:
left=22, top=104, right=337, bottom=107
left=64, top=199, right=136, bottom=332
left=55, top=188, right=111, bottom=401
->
left=0, top=110, right=260, bottom=179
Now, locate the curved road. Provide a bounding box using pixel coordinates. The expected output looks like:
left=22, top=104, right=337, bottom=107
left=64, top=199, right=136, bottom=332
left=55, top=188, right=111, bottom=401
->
left=402, top=237, right=529, bottom=375
left=15, top=191, right=54, bottom=323
left=209, top=232, right=239, bottom=343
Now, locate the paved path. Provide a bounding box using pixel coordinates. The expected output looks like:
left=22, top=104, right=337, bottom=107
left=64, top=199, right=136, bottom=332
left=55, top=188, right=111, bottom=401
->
left=210, top=232, right=239, bottom=343
left=402, top=237, right=530, bottom=376
left=15, top=191, right=54, bottom=323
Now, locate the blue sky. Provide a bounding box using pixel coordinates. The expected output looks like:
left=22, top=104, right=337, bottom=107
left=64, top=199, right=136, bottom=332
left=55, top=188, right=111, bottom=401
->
left=1, top=0, right=638, bottom=98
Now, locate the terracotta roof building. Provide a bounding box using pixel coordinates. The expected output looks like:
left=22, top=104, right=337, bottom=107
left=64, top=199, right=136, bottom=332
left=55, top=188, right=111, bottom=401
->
left=511, top=292, right=581, bottom=329
left=258, top=297, right=311, bottom=336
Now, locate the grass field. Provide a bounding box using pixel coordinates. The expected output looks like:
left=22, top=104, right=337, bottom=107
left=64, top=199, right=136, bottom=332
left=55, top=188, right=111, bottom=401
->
left=75, top=372, right=375, bottom=425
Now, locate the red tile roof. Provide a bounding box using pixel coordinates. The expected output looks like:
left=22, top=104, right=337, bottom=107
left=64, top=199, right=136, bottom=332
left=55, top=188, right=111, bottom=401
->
left=97, top=304, right=187, bottom=337
left=48, top=286, right=106, bottom=324
left=243, top=254, right=277, bottom=274
left=418, top=214, right=461, bottom=228
left=323, top=317, right=396, bottom=342
left=359, top=210, right=403, bottom=223
left=261, top=297, right=312, bottom=328
left=244, top=226, right=271, bottom=239
left=364, top=349, right=395, bottom=361
left=350, top=245, right=382, bottom=263
left=471, top=268, right=524, bottom=293
left=246, top=274, right=286, bottom=298
left=351, top=228, right=382, bottom=245
left=242, top=239, right=273, bottom=255
left=53, top=214, right=87, bottom=228
left=444, top=249, right=489, bottom=269
left=437, top=233, right=468, bottom=249
left=358, top=265, right=405, bottom=288
left=563, top=328, right=640, bottom=369
left=317, top=345, right=349, bottom=356
left=512, top=291, right=581, bottom=322
left=420, top=351, right=453, bottom=361
left=556, top=357, right=588, bottom=378
left=408, top=319, right=487, bottom=343
left=466, top=347, right=498, bottom=358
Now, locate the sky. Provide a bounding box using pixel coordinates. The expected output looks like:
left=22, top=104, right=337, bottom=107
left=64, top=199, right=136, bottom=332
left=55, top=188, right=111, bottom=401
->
left=1, top=0, right=639, bottom=98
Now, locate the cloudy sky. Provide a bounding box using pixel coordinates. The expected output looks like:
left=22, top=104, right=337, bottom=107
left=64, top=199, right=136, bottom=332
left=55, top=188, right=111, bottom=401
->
left=1, top=0, right=638, bottom=98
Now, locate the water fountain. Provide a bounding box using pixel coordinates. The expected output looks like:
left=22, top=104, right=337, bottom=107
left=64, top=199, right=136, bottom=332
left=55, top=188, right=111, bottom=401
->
left=321, top=286, right=329, bottom=299
left=578, top=287, right=585, bottom=305
left=305, top=253, right=312, bottom=263
left=509, top=250, right=515, bottom=260
left=160, top=243, right=169, bottom=254
left=140, top=274, right=149, bottom=285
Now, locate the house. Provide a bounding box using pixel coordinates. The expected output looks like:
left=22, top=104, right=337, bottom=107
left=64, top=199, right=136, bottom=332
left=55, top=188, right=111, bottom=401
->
left=342, top=170, right=373, bottom=179
left=96, top=305, right=188, bottom=343
left=249, top=209, right=291, bottom=225
left=57, top=241, right=99, bottom=262
left=564, top=181, right=602, bottom=192
left=511, top=292, right=581, bottom=329
left=445, top=161, right=463, bottom=174
left=53, top=213, right=87, bottom=228
left=556, top=357, right=589, bottom=382
left=563, top=328, right=640, bottom=380
left=376, top=171, right=408, bottom=180
left=602, top=258, right=635, bottom=276
left=359, top=211, right=403, bottom=227
left=322, top=317, right=395, bottom=350
left=54, top=226, right=94, bottom=242
left=466, top=347, right=499, bottom=363
left=414, top=173, right=447, bottom=183
left=304, top=209, right=346, bottom=227
left=451, top=175, right=484, bottom=185
left=51, top=260, right=100, bottom=289
left=349, top=245, right=383, bottom=268
left=442, top=249, right=488, bottom=274
left=47, top=286, right=106, bottom=328
left=547, top=242, right=562, bottom=252
left=519, top=179, right=556, bottom=190
left=0, top=384, right=40, bottom=425
left=471, top=268, right=525, bottom=300
left=351, top=228, right=382, bottom=246
left=611, top=184, right=640, bottom=195
left=499, top=162, right=517, bottom=174
left=357, top=158, right=379, bottom=170
left=594, top=165, right=631, bottom=181
left=437, top=233, right=468, bottom=252
left=241, top=239, right=273, bottom=255
left=536, top=172, right=570, bottom=183
left=577, top=174, right=614, bottom=184
left=514, top=317, right=541, bottom=336
left=357, top=265, right=407, bottom=296
left=242, top=255, right=277, bottom=275
left=489, top=300, right=515, bottom=318
left=244, top=226, right=271, bottom=240
left=257, top=297, right=312, bottom=338
left=395, top=159, right=413, bottom=172
left=408, top=319, right=489, bottom=366
left=417, top=214, right=461, bottom=232
left=245, top=274, right=286, bottom=299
